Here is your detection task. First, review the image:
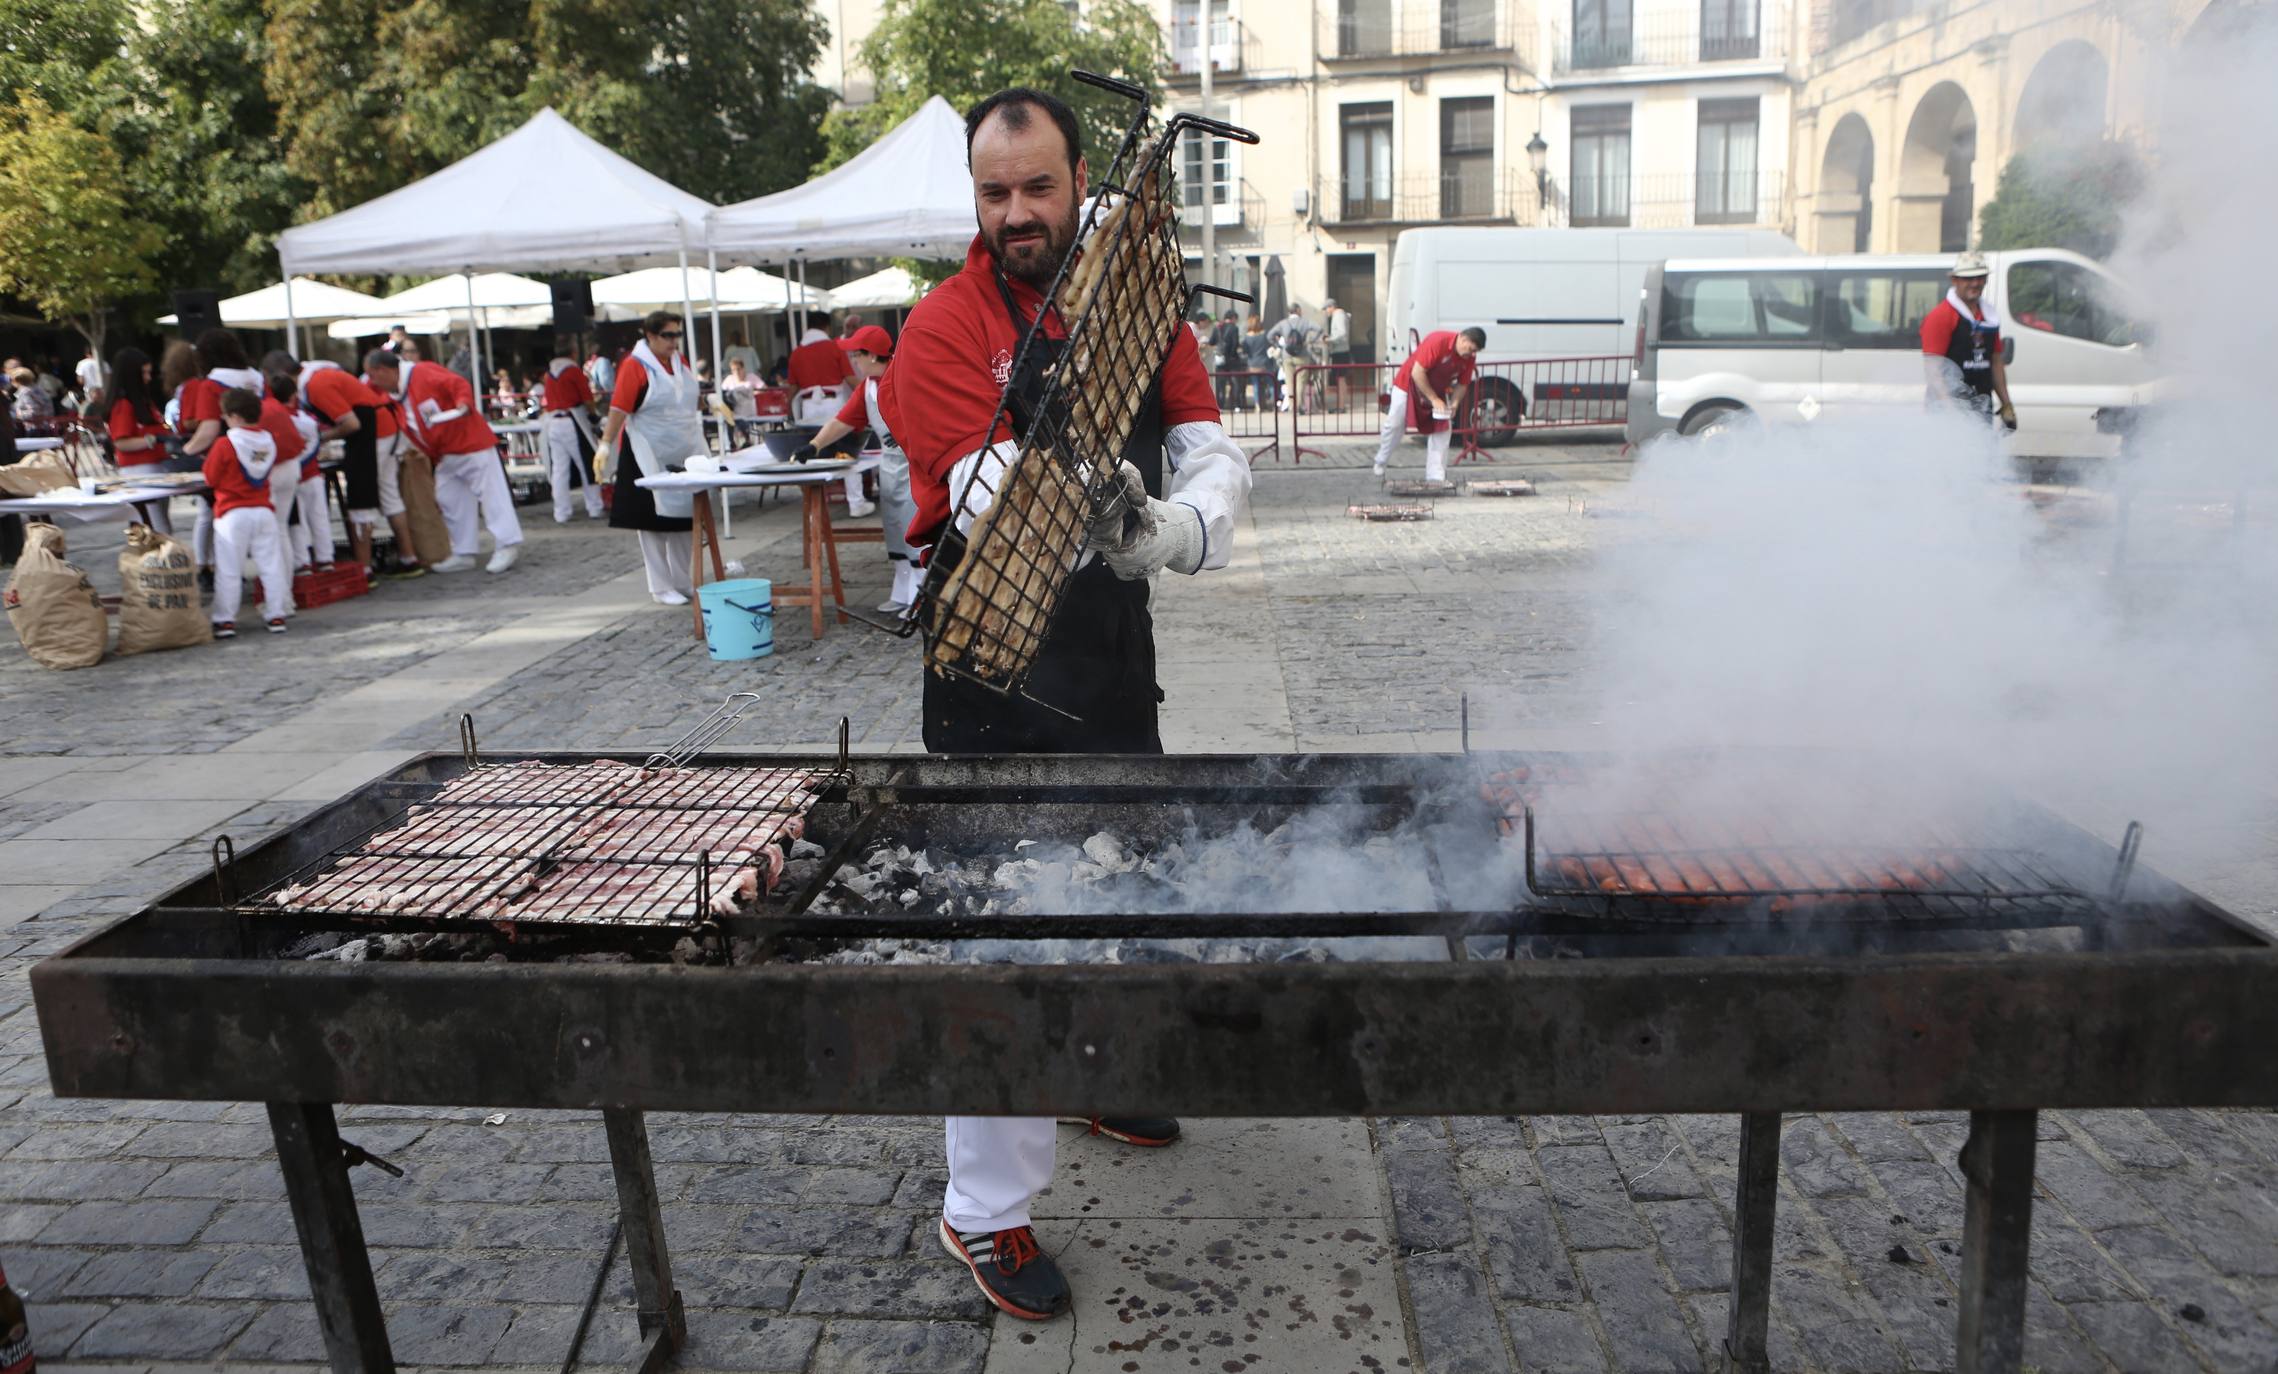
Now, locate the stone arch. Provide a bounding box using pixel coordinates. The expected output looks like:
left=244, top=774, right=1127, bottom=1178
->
left=1814, top=113, right=1875, bottom=253
left=2014, top=40, right=2108, bottom=150
left=1897, top=81, right=1978, bottom=253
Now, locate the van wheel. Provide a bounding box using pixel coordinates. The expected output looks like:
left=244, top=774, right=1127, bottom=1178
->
left=1681, top=403, right=1746, bottom=438
left=1468, top=377, right=1527, bottom=446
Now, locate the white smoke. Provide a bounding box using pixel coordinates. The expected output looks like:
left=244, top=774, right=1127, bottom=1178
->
left=1587, top=7, right=2278, bottom=910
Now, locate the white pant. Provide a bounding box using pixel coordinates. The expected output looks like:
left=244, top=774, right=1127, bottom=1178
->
left=434, top=449, right=523, bottom=557
left=544, top=414, right=603, bottom=521
left=267, top=461, right=300, bottom=558
left=375, top=432, right=406, bottom=519
left=877, top=449, right=917, bottom=561
left=292, top=468, right=331, bottom=566
left=192, top=501, right=214, bottom=567
left=118, top=467, right=172, bottom=533
left=943, top=1117, right=1056, bottom=1232
left=1373, top=387, right=1451, bottom=482
left=638, top=529, right=693, bottom=599
left=210, top=505, right=291, bottom=624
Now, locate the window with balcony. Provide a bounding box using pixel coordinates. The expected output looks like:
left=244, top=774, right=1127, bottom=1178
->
left=1570, top=105, right=1630, bottom=226
left=1340, top=102, right=1393, bottom=220
left=1181, top=127, right=1234, bottom=220
left=1442, top=0, right=1494, bottom=48
left=1338, top=0, right=1393, bottom=56
left=1696, top=98, right=1759, bottom=224
left=1700, top=0, right=1759, bottom=60
left=1172, top=0, right=1232, bottom=74
left=1572, top=0, right=1633, bottom=69
left=1440, top=97, right=1496, bottom=219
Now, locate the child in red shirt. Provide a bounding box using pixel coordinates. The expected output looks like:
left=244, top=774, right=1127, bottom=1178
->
left=201, top=387, right=293, bottom=636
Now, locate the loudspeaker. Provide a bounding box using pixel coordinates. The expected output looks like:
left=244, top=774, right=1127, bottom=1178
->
left=172, top=288, right=223, bottom=338
left=548, top=278, right=594, bottom=332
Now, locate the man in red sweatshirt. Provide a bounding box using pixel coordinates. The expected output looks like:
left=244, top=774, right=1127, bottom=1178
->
left=364, top=349, right=522, bottom=574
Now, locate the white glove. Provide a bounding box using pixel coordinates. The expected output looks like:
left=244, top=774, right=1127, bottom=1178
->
left=1103, top=498, right=1205, bottom=579
left=1086, top=461, right=1152, bottom=550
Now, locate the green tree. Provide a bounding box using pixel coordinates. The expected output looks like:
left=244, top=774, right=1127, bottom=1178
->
left=1977, top=141, right=2148, bottom=261
left=262, top=0, right=396, bottom=218
left=528, top=0, right=832, bottom=204
left=0, top=0, right=131, bottom=111
left=0, top=93, right=162, bottom=358
left=824, top=0, right=1166, bottom=174
left=102, top=0, right=307, bottom=294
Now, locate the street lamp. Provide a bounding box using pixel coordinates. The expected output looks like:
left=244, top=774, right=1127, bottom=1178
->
left=1526, top=132, right=1550, bottom=208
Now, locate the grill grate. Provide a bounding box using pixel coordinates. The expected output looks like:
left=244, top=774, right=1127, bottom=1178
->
left=245, top=759, right=835, bottom=931
left=920, top=73, right=1258, bottom=701
left=1480, top=764, right=2100, bottom=923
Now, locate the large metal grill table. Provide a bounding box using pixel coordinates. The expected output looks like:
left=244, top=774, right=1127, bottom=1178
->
left=32, top=749, right=2278, bottom=1374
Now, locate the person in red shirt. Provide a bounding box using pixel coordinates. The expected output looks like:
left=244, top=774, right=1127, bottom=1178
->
left=253, top=373, right=308, bottom=569
left=786, top=323, right=856, bottom=433
left=303, top=362, right=412, bottom=576
left=795, top=325, right=922, bottom=611
left=594, top=310, right=701, bottom=604
left=105, top=347, right=178, bottom=533
left=538, top=349, right=604, bottom=522
left=364, top=349, right=522, bottom=574
left=201, top=387, right=293, bottom=636
left=1919, top=250, right=2016, bottom=431
left=874, top=84, right=1253, bottom=1326
left=263, top=370, right=332, bottom=571
left=834, top=312, right=865, bottom=351
left=178, top=329, right=265, bottom=572
left=1371, top=326, right=1483, bottom=481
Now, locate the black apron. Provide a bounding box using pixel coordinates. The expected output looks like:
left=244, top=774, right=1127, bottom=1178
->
left=1943, top=304, right=2000, bottom=413
left=339, top=404, right=379, bottom=509
left=920, top=273, right=1166, bottom=755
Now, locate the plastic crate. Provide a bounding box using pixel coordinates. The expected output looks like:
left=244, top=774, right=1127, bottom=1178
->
left=292, top=562, right=370, bottom=609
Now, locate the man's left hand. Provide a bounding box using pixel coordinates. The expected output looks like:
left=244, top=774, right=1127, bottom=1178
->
left=1103, top=499, right=1205, bottom=580
left=1998, top=402, right=2018, bottom=431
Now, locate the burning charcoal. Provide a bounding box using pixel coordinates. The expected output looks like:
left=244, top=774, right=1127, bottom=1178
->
left=991, top=859, right=1042, bottom=888
left=836, top=869, right=882, bottom=899
left=778, top=858, right=822, bottom=893
left=310, top=937, right=374, bottom=962
left=670, top=936, right=705, bottom=965
left=790, top=838, right=826, bottom=860
left=564, top=951, right=635, bottom=964
left=283, top=932, right=351, bottom=959
left=1082, top=832, right=1137, bottom=873
left=1071, top=862, right=1108, bottom=885
left=896, top=888, right=922, bottom=907
left=909, top=852, right=936, bottom=876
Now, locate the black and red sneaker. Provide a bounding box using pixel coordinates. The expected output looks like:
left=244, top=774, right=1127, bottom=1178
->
left=1062, top=1116, right=1182, bottom=1147
left=939, top=1219, right=1071, bottom=1320
left=211, top=621, right=236, bottom=640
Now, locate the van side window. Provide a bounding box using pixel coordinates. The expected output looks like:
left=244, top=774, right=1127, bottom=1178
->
left=1824, top=270, right=1947, bottom=348
left=2008, top=261, right=2142, bottom=347
left=1660, top=271, right=1821, bottom=344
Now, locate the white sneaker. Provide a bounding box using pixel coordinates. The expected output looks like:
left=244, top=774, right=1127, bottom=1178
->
left=653, top=590, right=690, bottom=606
left=1372, top=463, right=1387, bottom=477
left=846, top=499, right=876, bottom=518
left=485, top=545, right=520, bottom=574
left=430, top=555, right=477, bottom=573
left=874, top=597, right=911, bottom=614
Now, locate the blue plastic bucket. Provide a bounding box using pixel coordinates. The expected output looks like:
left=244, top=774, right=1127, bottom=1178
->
left=696, top=578, right=774, bottom=661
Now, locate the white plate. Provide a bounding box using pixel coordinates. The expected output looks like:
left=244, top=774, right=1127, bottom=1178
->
left=723, top=458, right=854, bottom=475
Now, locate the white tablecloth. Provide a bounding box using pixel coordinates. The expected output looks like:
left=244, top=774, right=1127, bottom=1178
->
left=14, top=436, right=64, bottom=452
left=0, top=485, right=189, bottom=523
left=634, top=453, right=878, bottom=495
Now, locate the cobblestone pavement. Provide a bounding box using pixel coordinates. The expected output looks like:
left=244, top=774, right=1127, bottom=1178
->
left=3, top=442, right=2277, bottom=1370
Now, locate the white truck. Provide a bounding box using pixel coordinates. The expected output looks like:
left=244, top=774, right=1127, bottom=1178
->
left=1384, top=226, right=1801, bottom=442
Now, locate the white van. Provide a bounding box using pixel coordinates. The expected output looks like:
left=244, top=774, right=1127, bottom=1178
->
left=1386, top=227, right=1800, bottom=440
left=1625, top=249, right=2154, bottom=459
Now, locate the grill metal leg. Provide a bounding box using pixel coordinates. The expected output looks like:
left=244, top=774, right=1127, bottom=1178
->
left=1957, top=1109, right=2038, bottom=1374
left=268, top=1101, right=394, bottom=1373
left=1723, top=1112, right=1779, bottom=1373
left=604, top=1107, right=687, bottom=1360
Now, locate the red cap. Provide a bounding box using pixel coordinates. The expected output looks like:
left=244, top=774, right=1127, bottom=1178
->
left=846, top=325, right=894, bottom=358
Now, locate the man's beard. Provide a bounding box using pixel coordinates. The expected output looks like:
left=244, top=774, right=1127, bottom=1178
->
left=988, top=204, right=1079, bottom=287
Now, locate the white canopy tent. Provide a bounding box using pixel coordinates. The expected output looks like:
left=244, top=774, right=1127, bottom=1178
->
left=274, top=107, right=715, bottom=403
left=591, top=265, right=827, bottom=312
left=706, top=96, right=974, bottom=354
left=823, top=265, right=923, bottom=311
left=158, top=278, right=391, bottom=358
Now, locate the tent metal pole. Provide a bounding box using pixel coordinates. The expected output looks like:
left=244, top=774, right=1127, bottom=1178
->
left=464, top=273, right=484, bottom=416
left=677, top=243, right=697, bottom=367
left=282, top=273, right=300, bottom=362
left=706, top=246, right=724, bottom=380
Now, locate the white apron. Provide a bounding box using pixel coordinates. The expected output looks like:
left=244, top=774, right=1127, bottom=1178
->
left=623, top=341, right=700, bottom=521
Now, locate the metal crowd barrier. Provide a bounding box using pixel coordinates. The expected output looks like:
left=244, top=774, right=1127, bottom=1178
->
left=1291, top=356, right=1633, bottom=464
left=1202, top=368, right=1281, bottom=464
